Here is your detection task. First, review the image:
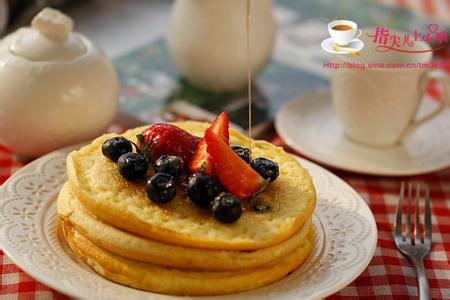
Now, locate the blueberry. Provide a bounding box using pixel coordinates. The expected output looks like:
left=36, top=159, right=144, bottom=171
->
left=154, top=155, right=184, bottom=178
left=212, top=193, right=242, bottom=223
left=102, top=137, right=132, bottom=162
left=117, top=153, right=148, bottom=181
left=186, top=173, right=221, bottom=207
left=231, top=146, right=251, bottom=163
left=146, top=173, right=177, bottom=203
left=250, top=158, right=279, bottom=181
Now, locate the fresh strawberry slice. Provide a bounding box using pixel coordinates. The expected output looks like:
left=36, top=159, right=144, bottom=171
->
left=137, top=123, right=200, bottom=163
left=189, top=112, right=229, bottom=176
left=205, top=129, right=266, bottom=200
left=189, top=140, right=212, bottom=175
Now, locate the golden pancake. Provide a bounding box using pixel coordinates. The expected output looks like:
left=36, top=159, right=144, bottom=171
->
left=67, top=121, right=316, bottom=250
left=62, top=221, right=313, bottom=296
left=58, top=182, right=312, bottom=271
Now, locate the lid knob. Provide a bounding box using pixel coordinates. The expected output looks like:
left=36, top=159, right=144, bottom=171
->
left=31, top=7, right=74, bottom=42
left=9, top=7, right=86, bottom=61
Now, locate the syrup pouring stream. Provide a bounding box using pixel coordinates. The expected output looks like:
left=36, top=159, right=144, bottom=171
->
left=246, top=0, right=253, bottom=151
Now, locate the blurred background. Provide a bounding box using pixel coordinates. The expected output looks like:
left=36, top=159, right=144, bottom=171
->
left=0, top=0, right=448, bottom=134
left=0, top=0, right=171, bottom=57
left=1, top=2, right=449, bottom=299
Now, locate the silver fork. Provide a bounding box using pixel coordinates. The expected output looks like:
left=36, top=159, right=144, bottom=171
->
left=394, top=182, right=432, bottom=300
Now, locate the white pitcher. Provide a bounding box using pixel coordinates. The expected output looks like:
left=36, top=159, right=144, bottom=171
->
left=167, top=0, right=275, bottom=92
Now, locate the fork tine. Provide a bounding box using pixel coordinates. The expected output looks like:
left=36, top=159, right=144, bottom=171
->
left=414, top=183, right=421, bottom=244
left=406, top=182, right=412, bottom=242
left=394, top=183, right=432, bottom=299
left=395, top=182, right=405, bottom=238
left=424, top=184, right=432, bottom=245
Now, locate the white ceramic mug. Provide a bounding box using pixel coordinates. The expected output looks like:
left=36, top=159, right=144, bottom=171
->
left=331, top=28, right=449, bottom=147
left=328, top=20, right=361, bottom=46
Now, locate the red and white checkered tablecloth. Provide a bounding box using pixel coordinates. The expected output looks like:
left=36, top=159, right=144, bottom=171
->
left=271, top=140, right=450, bottom=299
left=1, top=81, right=450, bottom=299
left=1, top=126, right=450, bottom=299
left=1, top=2, right=450, bottom=299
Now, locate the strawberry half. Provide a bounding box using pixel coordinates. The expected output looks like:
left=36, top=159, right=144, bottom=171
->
left=137, top=123, right=200, bottom=163
left=205, top=129, right=266, bottom=200
left=189, top=112, right=229, bottom=176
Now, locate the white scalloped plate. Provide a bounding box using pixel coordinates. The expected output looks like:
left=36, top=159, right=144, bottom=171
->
left=0, top=145, right=377, bottom=300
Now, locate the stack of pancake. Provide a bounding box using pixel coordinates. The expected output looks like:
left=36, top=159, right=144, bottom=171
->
left=57, top=121, right=317, bottom=296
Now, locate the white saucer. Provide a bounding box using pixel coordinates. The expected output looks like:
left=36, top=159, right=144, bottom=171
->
left=275, top=90, right=450, bottom=176
left=321, top=38, right=364, bottom=54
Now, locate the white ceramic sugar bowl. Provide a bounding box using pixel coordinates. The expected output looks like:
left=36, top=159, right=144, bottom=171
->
left=0, top=8, right=119, bottom=157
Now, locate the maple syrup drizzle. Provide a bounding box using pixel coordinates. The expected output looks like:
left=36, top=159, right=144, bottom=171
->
left=246, top=0, right=253, bottom=151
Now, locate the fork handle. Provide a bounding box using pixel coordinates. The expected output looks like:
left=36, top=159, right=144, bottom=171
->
left=413, top=259, right=430, bottom=300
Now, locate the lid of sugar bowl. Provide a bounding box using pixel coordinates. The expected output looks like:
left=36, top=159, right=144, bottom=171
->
left=5, top=7, right=87, bottom=61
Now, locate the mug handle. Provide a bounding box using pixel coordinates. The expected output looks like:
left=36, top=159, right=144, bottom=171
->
left=354, top=29, right=362, bottom=39
left=401, top=70, right=449, bottom=140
